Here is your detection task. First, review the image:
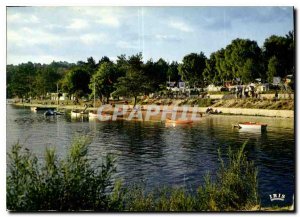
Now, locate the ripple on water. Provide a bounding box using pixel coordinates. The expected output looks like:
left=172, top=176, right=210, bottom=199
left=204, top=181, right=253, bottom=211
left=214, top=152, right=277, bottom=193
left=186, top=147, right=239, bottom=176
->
left=6, top=105, right=294, bottom=207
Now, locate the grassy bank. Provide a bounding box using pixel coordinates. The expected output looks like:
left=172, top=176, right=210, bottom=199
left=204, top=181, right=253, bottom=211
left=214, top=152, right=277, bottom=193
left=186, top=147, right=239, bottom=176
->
left=11, top=96, right=294, bottom=111
left=143, top=98, right=294, bottom=111
left=6, top=137, right=268, bottom=212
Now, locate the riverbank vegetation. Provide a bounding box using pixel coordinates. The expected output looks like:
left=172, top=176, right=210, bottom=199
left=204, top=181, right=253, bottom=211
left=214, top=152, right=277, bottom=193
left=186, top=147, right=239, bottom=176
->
left=7, top=138, right=260, bottom=211
left=7, top=31, right=294, bottom=104
left=141, top=98, right=294, bottom=110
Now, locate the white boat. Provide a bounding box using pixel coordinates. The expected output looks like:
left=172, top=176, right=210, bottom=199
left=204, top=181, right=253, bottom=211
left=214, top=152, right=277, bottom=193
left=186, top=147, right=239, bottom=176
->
left=166, top=118, right=193, bottom=125
left=237, top=122, right=267, bottom=131
left=89, top=111, right=98, bottom=118
left=71, top=110, right=88, bottom=117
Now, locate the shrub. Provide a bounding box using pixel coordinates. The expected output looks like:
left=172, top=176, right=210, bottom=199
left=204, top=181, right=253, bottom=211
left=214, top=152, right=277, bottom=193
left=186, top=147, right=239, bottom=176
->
left=122, top=141, right=258, bottom=211
left=7, top=137, right=124, bottom=211
left=197, top=98, right=213, bottom=107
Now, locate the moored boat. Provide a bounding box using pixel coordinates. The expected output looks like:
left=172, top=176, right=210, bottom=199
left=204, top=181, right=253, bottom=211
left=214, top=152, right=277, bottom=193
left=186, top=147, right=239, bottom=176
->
left=237, top=122, right=267, bottom=131
left=89, top=111, right=98, bottom=118
left=44, top=109, right=55, bottom=116
left=88, top=111, right=112, bottom=120
left=165, top=119, right=193, bottom=125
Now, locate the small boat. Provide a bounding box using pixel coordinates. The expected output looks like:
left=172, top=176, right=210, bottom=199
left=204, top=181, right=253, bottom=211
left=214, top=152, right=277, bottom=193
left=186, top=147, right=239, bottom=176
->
left=55, top=111, right=64, bottom=115
left=88, top=111, right=112, bottom=120
left=71, top=110, right=82, bottom=117
left=44, top=109, right=65, bottom=116
left=89, top=111, right=98, bottom=118
left=44, top=109, right=55, bottom=116
left=30, top=107, right=37, bottom=112
left=236, top=122, right=267, bottom=131
left=165, top=119, right=193, bottom=125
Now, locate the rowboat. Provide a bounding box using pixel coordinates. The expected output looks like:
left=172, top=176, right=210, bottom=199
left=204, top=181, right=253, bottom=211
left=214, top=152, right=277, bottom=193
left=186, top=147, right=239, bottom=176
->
left=71, top=110, right=88, bottom=117
left=235, top=122, right=267, bottom=131
left=88, top=111, right=98, bottom=118
left=89, top=111, right=112, bottom=121
left=165, top=119, right=193, bottom=125
left=44, top=109, right=65, bottom=116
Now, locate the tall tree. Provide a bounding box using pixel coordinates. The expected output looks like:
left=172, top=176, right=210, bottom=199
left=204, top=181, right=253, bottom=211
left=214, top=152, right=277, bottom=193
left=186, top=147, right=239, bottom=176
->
left=267, top=56, right=279, bottom=83
left=62, top=67, right=91, bottom=98
left=34, top=66, right=61, bottom=97
left=263, top=32, right=294, bottom=79
left=178, top=52, right=207, bottom=87
left=144, top=58, right=168, bottom=92
left=113, top=54, right=149, bottom=106
left=224, top=39, right=263, bottom=83
left=203, top=53, right=218, bottom=85
left=90, top=62, right=117, bottom=104
left=167, top=61, right=180, bottom=81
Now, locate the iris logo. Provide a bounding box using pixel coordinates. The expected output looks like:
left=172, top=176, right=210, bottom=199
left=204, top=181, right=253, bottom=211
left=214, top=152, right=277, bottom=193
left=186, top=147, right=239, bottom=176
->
left=269, top=193, right=285, bottom=202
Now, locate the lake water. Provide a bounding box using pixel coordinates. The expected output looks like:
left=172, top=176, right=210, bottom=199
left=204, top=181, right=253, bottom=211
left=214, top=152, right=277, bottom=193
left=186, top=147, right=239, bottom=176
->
left=6, top=105, right=295, bottom=207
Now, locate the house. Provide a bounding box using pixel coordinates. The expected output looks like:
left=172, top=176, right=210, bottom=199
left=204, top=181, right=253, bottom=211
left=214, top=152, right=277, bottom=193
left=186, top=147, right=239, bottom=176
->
left=50, top=92, right=68, bottom=101
left=256, top=83, right=269, bottom=92
left=207, top=84, right=222, bottom=92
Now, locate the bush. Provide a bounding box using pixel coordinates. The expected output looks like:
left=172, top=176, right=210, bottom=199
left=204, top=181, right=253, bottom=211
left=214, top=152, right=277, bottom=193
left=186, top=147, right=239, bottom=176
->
left=197, top=98, right=214, bottom=107
left=7, top=137, right=124, bottom=211
left=122, top=141, right=258, bottom=211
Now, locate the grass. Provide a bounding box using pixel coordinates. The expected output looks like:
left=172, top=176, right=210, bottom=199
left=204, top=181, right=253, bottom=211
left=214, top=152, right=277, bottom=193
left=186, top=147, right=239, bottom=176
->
left=7, top=138, right=260, bottom=211
left=212, top=98, right=294, bottom=110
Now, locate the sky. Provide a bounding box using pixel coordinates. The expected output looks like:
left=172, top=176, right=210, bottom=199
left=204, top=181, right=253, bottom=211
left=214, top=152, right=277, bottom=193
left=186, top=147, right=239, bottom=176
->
left=7, top=6, right=294, bottom=65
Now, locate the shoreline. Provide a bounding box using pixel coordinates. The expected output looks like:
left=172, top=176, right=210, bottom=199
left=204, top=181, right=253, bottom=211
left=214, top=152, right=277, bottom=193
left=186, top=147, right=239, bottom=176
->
left=9, top=102, right=294, bottom=118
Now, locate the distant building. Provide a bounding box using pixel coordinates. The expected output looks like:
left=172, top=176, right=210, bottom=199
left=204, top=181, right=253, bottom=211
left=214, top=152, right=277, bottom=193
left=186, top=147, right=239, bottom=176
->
left=207, top=84, right=222, bottom=92
left=256, top=83, right=269, bottom=92
left=273, top=77, right=281, bottom=85
left=50, top=92, right=68, bottom=100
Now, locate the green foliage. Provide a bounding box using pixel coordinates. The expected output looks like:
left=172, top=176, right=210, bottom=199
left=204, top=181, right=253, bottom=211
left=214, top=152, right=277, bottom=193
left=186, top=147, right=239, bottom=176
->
left=34, top=66, right=61, bottom=97
left=62, top=67, right=91, bottom=98
left=267, top=56, right=279, bottom=83
left=144, top=58, right=169, bottom=92
left=113, top=54, right=150, bottom=106
left=224, top=39, right=263, bottom=82
left=90, top=61, right=118, bottom=103
left=167, top=61, right=181, bottom=82
left=7, top=137, right=122, bottom=211
left=123, top=141, right=258, bottom=211
left=197, top=98, right=213, bottom=107
left=6, top=32, right=295, bottom=100
left=178, top=52, right=207, bottom=87
left=263, top=31, right=294, bottom=78
left=203, top=54, right=218, bottom=85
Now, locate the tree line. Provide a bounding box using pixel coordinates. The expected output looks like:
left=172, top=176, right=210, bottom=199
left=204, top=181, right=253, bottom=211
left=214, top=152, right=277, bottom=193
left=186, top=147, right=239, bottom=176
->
left=7, top=31, right=294, bottom=104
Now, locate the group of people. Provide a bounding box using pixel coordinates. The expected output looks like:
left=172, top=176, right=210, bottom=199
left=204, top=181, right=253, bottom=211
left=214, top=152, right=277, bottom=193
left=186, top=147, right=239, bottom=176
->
left=235, top=85, right=259, bottom=99
left=206, top=107, right=222, bottom=114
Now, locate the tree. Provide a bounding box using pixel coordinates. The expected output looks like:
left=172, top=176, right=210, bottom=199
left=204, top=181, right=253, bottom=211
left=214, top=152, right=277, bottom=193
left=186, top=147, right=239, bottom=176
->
left=178, top=52, right=207, bottom=87
left=114, top=71, right=148, bottom=107
left=263, top=34, right=294, bottom=79
left=241, top=59, right=255, bottom=83
left=98, top=56, right=111, bottom=65
left=167, top=61, right=180, bottom=81
left=113, top=54, right=149, bottom=106
left=144, top=58, right=168, bottom=92
left=86, top=57, right=97, bottom=75
left=7, top=62, right=36, bottom=99
left=224, top=39, right=263, bottom=83
left=267, top=56, right=279, bottom=83
left=62, top=67, right=91, bottom=98
left=203, top=53, right=218, bottom=84
left=90, top=62, right=117, bottom=104
left=34, top=66, right=61, bottom=97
